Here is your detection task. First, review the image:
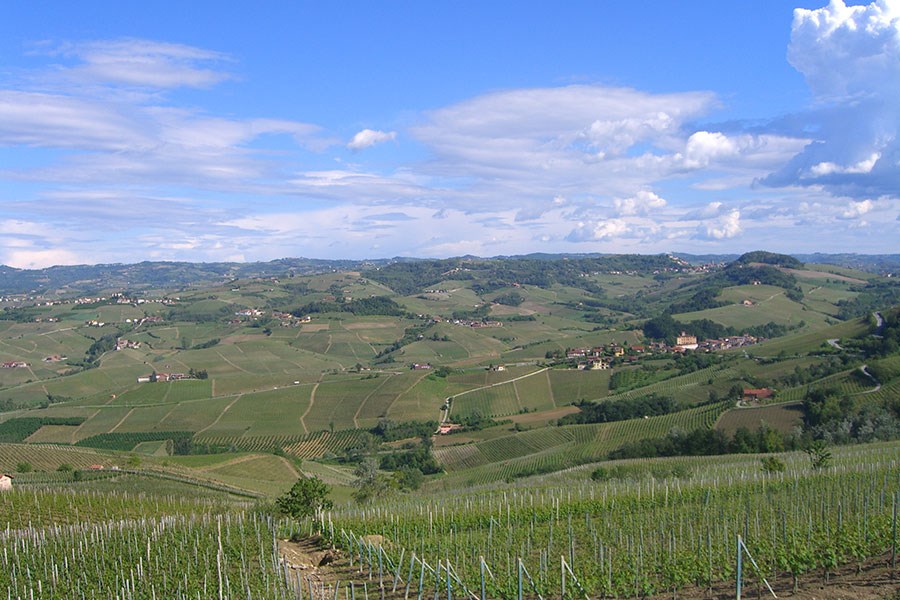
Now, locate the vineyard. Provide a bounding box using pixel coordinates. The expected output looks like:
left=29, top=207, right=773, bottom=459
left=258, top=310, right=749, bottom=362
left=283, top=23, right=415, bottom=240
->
left=1, top=501, right=288, bottom=599
left=433, top=402, right=728, bottom=484
left=194, top=429, right=371, bottom=459
left=321, top=445, right=900, bottom=599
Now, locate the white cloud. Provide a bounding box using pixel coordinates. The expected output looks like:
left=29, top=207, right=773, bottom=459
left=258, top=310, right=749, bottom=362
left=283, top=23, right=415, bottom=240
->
left=614, top=190, right=667, bottom=216
left=762, top=0, right=900, bottom=199
left=683, top=131, right=740, bottom=168
left=841, top=199, right=874, bottom=218
left=347, top=129, right=397, bottom=150
left=53, top=38, right=232, bottom=89
left=789, top=0, right=900, bottom=100
left=809, top=152, right=881, bottom=176
left=566, top=219, right=629, bottom=242
left=1, top=247, right=83, bottom=269
left=700, top=209, right=742, bottom=240
left=0, top=90, right=151, bottom=150
left=411, top=85, right=717, bottom=208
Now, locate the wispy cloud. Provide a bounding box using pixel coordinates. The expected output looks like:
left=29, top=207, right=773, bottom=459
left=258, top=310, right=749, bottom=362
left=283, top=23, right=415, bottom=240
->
left=347, top=128, right=397, bottom=150
left=46, top=38, right=233, bottom=89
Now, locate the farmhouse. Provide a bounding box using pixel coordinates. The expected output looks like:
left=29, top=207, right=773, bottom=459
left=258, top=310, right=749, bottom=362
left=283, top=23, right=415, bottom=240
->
left=579, top=359, right=609, bottom=370
left=437, top=423, right=463, bottom=434
left=743, top=388, right=774, bottom=401
left=2, top=361, right=27, bottom=368
left=116, top=338, right=141, bottom=351
left=0, top=474, right=12, bottom=491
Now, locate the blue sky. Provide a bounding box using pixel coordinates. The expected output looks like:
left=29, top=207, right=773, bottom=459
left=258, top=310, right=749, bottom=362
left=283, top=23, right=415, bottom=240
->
left=1, top=1, right=897, bottom=268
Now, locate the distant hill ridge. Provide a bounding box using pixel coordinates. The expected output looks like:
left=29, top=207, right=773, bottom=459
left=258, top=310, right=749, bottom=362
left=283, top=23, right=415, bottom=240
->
left=1, top=251, right=897, bottom=296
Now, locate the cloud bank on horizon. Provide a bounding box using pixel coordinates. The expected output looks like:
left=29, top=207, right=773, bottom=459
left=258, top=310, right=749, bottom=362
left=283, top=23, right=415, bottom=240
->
left=0, top=0, right=897, bottom=269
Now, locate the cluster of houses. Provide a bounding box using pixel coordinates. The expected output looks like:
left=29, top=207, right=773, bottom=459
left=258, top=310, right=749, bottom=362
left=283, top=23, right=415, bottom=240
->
left=272, top=311, right=312, bottom=327
left=1, top=361, right=27, bottom=369
left=565, top=344, right=633, bottom=371
left=124, top=316, right=164, bottom=326
left=559, top=331, right=763, bottom=370
left=116, top=338, right=141, bottom=351
left=698, top=335, right=760, bottom=351
left=137, top=372, right=189, bottom=383
left=85, top=320, right=106, bottom=328
left=431, top=316, right=503, bottom=328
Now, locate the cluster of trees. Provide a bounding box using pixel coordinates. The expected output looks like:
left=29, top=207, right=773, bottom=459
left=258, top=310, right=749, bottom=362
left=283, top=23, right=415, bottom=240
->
left=492, top=291, right=525, bottom=306
left=558, top=394, right=677, bottom=426
left=375, top=322, right=432, bottom=359
left=0, top=306, right=41, bottom=323
left=293, top=296, right=407, bottom=317
left=82, top=333, right=121, bottom=365
left=608, top=425, right=795, bottom=460
left=777, top=355, right=858, bottom=387
left=642, top=313, right=796, bottom=344
left=364, top=255, right=682, bottom=296
left=608, top=368, right=670, bottom=392
left=0, top=417, right=85, bottom=443
left=837, top=282, right=900, bottom=320
left=189, top=338, right=219, bottom=350
left=370, top=419, right=437, bottom=442
left=378, top=437, right=441, bottom=477
left=803, top=387, right=900, bottom=445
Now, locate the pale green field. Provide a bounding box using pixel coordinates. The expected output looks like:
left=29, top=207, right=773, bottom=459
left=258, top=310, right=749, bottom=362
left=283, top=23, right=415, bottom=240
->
left=675, top=285, right=831, bottom=330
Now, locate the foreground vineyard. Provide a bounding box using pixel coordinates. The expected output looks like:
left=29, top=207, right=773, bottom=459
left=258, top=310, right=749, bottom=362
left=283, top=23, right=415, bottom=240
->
left=322, top=447, right=900, bottom=598
left=0, top=489, right=290, bottom=600
left=3, top=446, right=900, bottom=599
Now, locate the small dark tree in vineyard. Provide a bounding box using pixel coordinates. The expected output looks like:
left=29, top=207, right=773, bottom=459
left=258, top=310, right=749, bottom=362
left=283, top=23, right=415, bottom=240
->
left=804, top=439, right=832, bottom=470
left=760, top=456, right=786, bottom=473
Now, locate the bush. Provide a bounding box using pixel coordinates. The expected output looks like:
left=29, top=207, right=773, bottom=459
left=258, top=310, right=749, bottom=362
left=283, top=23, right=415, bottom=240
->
left=276, top=476, right=333, bottom=519
left=760, top=456, right=786, bottom=473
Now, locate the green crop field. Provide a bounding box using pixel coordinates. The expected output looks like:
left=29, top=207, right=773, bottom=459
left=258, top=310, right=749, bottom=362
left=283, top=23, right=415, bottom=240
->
left=716, top=402, right=805, bottom=435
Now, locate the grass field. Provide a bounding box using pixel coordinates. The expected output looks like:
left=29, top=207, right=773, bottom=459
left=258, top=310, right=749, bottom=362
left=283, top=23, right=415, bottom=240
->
left=715, top=402, right=805, bottom=435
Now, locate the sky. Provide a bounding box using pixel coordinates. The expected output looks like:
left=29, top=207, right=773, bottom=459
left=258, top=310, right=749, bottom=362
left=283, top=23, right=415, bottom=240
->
left=0, top=1, right=898, bottom=269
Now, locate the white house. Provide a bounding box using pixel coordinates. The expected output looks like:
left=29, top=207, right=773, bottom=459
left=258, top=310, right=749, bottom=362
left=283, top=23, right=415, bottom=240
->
left=0, top=474, right=12, bottom=491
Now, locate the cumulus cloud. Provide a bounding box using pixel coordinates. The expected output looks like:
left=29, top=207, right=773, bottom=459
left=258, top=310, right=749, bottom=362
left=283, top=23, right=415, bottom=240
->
left=762, top=0, right=900, bottom=199
left=2, top=248, right=83, bottom=270
left=614, top=190, right=667, bottom=216
left=565, top=219, right=629, bottom=242
left=699, top=209, right=742, bottom=240
left=789, top=0, right=900, bottom=100
left=347, top=128, right=397, bottom=150
left=841, top=199, right=874, bottom=218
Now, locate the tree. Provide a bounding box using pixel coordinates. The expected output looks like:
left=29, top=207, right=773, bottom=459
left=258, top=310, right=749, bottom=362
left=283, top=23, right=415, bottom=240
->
left=276, top=476, right=333, bottom=519
left=352, top=458, right=390, bottom=504
left=760, top=456, right=786, bottom=474
left=805, top=439, right=832, bottom=471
